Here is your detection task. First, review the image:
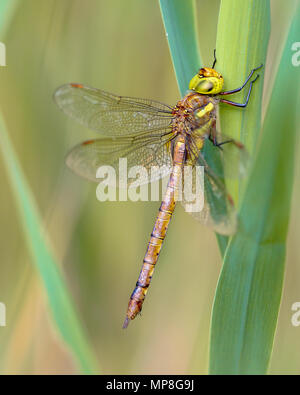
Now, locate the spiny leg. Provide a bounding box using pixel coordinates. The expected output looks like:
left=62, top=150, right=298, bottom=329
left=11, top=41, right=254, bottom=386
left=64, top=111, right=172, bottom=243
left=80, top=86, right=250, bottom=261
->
left=208, top=119, right=234, bottom=149
left=209, top=136, right=233, bottom=149
left=208, top=134, right=245, bottom=151
left=220, top=74, right=260, bottom=108
left=219, top=64, right=263, bottom=96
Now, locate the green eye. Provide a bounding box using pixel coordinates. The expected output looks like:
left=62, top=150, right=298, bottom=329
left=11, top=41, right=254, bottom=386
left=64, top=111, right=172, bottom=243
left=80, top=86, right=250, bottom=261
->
left=196, top=80, right=214, bottom=92
left=189, top=74, right=224, bottom=94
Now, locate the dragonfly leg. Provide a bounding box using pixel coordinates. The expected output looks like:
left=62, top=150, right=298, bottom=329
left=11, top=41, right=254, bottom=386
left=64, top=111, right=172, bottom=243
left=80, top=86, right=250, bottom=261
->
left=209, top=134, right=233, bottom=150
left=220, top=74, right=260, bottom=108
left=209, top=134, right=245, bottom=152
left=215, top=139, right=233, bottom=148
left=209, top=123, right=233, bottom=148
left=219, top=64, right=263, bottom=96
left=212, top=49, right=217, bottom=69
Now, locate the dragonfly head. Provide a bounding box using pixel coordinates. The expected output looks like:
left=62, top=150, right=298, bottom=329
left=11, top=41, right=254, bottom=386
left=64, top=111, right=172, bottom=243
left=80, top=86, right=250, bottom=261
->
left=189, top=68, right=224, bottom=95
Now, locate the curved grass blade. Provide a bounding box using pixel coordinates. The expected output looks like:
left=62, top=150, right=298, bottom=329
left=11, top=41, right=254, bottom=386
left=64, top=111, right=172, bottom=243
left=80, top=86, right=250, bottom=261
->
left=159, top=0, right=230, bottom=253
left=215, top=0, right=270, bottom=256
left=209, top=8, right=300, bottom=374
left=216, top=0, right=270, bottom=204
left=159, top=0, right=202, bottom=96
left=0, top=114, right=100, bottom=374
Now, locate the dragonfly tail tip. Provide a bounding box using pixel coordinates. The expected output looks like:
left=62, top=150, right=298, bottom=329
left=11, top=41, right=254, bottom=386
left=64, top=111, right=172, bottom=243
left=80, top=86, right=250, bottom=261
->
left=122, top=316, right=130, bottom=329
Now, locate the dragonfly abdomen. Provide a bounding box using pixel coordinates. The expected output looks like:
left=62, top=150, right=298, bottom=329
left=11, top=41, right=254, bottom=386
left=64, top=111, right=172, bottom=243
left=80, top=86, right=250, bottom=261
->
left=123, top=206, right=172, bottom=326
left=123, top=137, right=185, bottom=328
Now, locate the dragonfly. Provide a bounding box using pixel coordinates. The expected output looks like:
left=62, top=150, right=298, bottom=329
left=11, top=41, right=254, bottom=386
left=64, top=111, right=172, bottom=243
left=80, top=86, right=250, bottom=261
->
left=54, top=60, right=262, bottom=328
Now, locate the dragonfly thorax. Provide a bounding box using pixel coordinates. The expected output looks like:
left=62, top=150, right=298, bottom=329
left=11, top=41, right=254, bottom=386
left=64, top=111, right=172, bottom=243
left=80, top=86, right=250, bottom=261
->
left=171, top=92, right=217, bottom=164
left=172, top=92, right=217, bottom=138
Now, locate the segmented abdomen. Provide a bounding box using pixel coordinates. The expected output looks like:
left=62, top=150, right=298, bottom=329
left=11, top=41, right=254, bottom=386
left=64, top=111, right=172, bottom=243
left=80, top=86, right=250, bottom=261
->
left=123, top=136, right=186, bottom=328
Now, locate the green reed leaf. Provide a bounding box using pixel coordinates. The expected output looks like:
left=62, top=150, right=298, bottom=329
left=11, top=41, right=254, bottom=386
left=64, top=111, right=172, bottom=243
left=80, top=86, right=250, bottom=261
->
left=0, top=0, right=19, bottom=37
left=209, top=6, right=300, bottom=374
left=159, top=0, right=202, bottom=96
left=214, top=0, right=270, bottom=254
left=216, top=0, right=270, bottom=204
left=0, top=114, right=100, bottom=374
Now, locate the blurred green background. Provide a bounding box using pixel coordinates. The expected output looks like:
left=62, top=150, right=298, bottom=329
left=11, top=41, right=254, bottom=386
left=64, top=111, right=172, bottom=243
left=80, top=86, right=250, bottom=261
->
left=0, top=0, right=299, bottom=374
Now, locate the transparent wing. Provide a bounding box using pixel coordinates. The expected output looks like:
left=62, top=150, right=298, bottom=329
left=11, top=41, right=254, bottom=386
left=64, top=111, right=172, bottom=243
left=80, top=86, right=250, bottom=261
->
left=181, top=151, right=237, bottom=235
left=66, top=130, right=174, bottom=184
left=54, top=83, right=173, bottom=136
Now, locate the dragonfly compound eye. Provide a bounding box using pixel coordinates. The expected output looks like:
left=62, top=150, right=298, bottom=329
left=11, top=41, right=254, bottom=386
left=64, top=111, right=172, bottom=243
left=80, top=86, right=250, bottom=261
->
left=189, top=67, right=224, bottom=94
left=189, top=75, right=224, bottom=95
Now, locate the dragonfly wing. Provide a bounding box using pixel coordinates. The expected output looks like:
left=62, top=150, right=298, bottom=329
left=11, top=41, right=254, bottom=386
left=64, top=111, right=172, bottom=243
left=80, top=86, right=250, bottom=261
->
left=54, top=84, right=173, bottom=136
left=66, top=131, right=174, bottom=184
left=181, top=151, right=237, bottom=235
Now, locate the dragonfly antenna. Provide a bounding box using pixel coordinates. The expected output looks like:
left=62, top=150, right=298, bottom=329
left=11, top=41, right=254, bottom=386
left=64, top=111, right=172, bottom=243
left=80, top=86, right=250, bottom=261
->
left=212, top=49, right=217, bottom=69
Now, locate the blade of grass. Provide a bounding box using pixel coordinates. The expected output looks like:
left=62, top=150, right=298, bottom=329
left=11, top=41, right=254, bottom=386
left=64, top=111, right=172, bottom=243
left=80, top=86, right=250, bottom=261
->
left=216, top=0, right=270, bottom=206
left=209, top=8, right=300, bottom=374
left=0, top=0, right=19, bottom=37
left=0, top=113, right=100, bottom=374
left=159, top=0, right=202, bottom=96
left=158, top=1, right=269, bottom=255
left=216, top=0, right=270, bottom=263
left=159, top=0, right=229, bottom=253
